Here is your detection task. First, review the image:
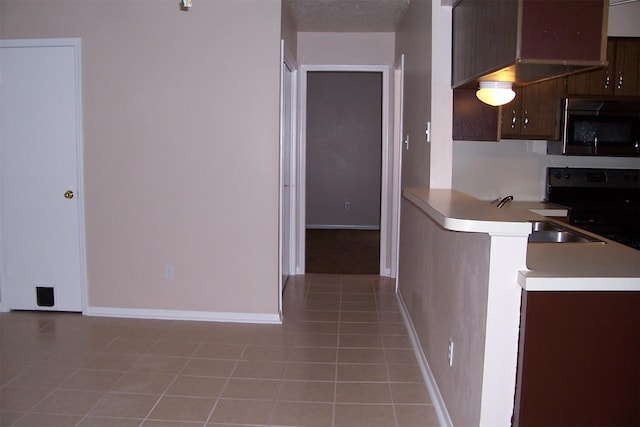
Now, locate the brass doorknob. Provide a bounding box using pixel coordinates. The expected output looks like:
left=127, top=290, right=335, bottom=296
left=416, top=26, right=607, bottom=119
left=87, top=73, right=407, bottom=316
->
left=64, top=190, right=74, bottom=199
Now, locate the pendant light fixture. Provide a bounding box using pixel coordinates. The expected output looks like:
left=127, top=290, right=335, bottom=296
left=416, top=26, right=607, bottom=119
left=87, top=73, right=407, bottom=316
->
left=181, top=0, right=192, bottom=9
left=476, top=81, right=516, bottom=107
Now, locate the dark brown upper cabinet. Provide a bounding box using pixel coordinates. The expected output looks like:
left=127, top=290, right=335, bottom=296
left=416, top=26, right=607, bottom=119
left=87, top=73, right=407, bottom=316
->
left=452, top=0, right=609, bottom=89
left=452, top=90, right=501, bottom=141
left=452, top=77, right=565, bottom=142
left=501, top=78, right=565, bottom=140
left=567, top=37, right=640, bottom=96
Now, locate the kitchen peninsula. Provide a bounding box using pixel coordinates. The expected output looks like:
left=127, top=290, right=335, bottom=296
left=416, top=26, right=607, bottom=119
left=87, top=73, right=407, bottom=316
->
left=398, top=188, right=640, bottom=427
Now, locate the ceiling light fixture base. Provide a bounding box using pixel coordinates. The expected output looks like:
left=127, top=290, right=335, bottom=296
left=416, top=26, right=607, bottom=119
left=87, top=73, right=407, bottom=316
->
left=476, top=81, right=516, bottom=107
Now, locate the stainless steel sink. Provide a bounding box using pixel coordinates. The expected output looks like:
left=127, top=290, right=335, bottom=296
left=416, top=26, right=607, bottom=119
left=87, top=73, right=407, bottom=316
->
left=528, top=221, right=605, bottom=244
left=530, top=221, right=564, bottom=232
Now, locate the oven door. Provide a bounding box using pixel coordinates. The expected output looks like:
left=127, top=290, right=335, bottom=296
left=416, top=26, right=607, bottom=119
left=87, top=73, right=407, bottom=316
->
left=548, top=187, right=640, bottom=249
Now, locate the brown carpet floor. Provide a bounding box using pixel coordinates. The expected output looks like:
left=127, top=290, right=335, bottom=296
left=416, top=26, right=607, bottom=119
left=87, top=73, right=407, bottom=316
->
left=305, top=229, right=380, bottom=274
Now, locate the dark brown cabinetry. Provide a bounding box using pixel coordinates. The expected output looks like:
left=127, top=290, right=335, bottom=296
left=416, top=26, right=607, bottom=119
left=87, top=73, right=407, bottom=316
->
left=452, top=77, right=565, bottom=141
left=501, top=78, right=565, bottom=140
left=452, top=0, right=609, bottom=142
left=515, top=291, right=640, bottom=426
left=452, top=90, right=501, bottom=141
left=567, top=37, right=640, bottom=96
left=452, top=0, right=607, bottom=88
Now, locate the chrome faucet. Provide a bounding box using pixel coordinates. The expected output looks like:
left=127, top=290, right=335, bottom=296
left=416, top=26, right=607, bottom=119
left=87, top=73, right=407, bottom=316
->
left=496, top=195, right=514, bottom=208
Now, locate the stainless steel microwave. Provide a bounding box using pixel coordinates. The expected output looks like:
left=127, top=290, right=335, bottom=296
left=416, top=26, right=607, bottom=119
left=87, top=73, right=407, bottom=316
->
left=548, top=98, right=640, bottom=157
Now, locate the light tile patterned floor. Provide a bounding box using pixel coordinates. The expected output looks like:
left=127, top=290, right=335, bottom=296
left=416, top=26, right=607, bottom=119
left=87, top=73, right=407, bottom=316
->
left=0, top=274, right=439, bottom=427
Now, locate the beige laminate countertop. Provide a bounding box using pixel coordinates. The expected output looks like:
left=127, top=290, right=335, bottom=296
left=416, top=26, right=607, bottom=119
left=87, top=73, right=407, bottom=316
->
left=403, top=188, right=533, bottom=235
left=497, top=200, right=569, bottom=217
left=404, top=188, right=640, bottom=292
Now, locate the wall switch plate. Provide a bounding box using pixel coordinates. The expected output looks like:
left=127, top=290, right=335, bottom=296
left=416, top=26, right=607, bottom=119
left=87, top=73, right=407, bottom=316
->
left=345, top=201, right=351, bottom=210
left=165, top=264, right=174, bottom=280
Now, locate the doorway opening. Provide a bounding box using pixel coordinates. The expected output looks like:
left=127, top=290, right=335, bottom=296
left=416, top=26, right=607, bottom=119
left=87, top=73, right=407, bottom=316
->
left=306, top=229, right=380, bottom=274
left=301, top=69, right=386, bottom=275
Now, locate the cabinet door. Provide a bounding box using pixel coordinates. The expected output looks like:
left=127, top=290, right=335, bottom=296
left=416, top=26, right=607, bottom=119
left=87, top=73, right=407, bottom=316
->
left=566, top=39, right=616, bottom=95
left=453, top=89, right=501, bottom=141
left=520, top=78, right=564, bottom=140
left=500, top=87, right=522, bottom=139
left=501, top=78, right=564, bottom=140
left=516, top=292, right=640, bottom=426
left=613, top=38, right=640, bottom=96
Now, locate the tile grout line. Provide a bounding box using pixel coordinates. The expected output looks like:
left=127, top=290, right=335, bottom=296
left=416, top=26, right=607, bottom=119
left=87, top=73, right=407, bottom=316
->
left=331, top=275, right=345, bottom=427
left=377, top=275, right=401, bottom=427
left=49, top=325, right=138, bottom=427
left=1, top=323, right=67, bottom=427
left=200, top=330, right=254, bottom=427
left=140, top=338, right=208, bottom=426
left=78, top=326, right=162, bottom=427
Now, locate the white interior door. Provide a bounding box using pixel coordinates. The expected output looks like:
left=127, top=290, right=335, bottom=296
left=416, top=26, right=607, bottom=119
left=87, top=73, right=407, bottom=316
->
left=282, top=62, right=294, bottom=280
left=279, top=40, right=296, bottom=313
left=0, top=39, right=86, bottom=312
left=392, top=54, right=405, bottom=282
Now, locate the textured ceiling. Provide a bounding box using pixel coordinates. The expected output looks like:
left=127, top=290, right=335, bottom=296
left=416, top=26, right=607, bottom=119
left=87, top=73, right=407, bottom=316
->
left=284, top=0, right=412, bottom=32
left=285, top=0, right=636, bottom=32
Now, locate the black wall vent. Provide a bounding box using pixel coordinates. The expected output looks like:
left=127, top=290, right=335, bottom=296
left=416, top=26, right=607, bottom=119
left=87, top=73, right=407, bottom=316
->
left=36, top=286, right=55, bottom=307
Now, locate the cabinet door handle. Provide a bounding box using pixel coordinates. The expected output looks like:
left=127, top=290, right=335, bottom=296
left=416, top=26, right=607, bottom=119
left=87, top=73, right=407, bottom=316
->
left=523, top=112, right=529, bottom=128
left=617, top=72, right=623, bottom=90
left=511, top=111, right=517, bottom=129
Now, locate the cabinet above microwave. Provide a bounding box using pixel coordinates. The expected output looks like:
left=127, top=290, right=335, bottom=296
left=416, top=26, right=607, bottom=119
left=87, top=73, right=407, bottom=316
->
left=567, top=38, right=640, bottom=97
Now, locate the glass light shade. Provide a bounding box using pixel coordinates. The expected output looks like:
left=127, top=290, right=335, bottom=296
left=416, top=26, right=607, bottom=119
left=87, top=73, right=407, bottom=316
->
left=476, top=81, right=516, bottom=106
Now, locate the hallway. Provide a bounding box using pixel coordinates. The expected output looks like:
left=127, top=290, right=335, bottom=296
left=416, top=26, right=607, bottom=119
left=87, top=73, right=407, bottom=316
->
left=0, top=274, right=438, bottom=427
left=305, top=230, right=380, bottom=274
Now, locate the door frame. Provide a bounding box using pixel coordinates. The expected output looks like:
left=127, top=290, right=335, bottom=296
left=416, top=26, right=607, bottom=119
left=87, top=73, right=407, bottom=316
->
left=296, top=64, right=392, bottom=276
left=279, top=40, right=297, bottom=317
left=392, top=54, right=405, bottom=285
left=0, top=38, right=88, bottom=313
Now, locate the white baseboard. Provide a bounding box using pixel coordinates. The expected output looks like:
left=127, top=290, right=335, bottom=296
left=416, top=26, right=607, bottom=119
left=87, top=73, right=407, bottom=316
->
left=397, top=291, right=453, bottom=427
left=84, top=306, right=282, bottom=324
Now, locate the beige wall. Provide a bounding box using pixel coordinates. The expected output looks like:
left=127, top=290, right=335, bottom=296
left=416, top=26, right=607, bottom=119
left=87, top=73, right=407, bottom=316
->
left=297, top=32, right=395, bottom=66
left=305, top=72, right=382, bottom=228
left=608, top=1, right=640, bottom=36
left=281, top=0, right=298, bottom=58
left=399, top=200, right=490, bottom=427
left=395, top=0, right=432, bottom=188
left=1, top=0, right=283, bottom=317
left=428, top=1, right=453, bottom=188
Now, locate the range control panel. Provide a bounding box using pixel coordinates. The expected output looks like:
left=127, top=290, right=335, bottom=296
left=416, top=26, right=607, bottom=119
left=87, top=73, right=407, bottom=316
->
left=548, top=168, right=640, bottom=189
